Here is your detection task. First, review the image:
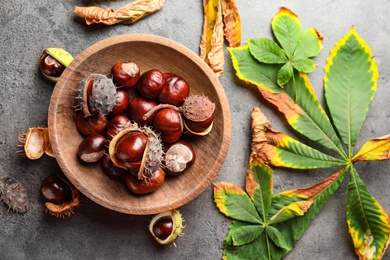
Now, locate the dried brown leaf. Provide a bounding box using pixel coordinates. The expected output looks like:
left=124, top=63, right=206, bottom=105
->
left=74, top=0, right=165, bottom=25
left=221, top=0, right=241, bottom=47
left=250, top=107, right=271, bottom=163
left=200, top=0, right=225, bottom=78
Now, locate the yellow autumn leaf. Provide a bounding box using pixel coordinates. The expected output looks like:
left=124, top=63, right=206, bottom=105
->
left=353, top=134, right=390, bottom=162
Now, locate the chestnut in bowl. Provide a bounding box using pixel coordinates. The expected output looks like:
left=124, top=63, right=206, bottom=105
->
left=48, top=34, right=231, bottom=215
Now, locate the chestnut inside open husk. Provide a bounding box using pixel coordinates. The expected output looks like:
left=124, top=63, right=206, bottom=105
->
left=40, top=174, right=80, bottom=218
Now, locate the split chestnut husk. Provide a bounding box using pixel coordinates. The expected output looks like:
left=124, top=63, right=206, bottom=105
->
left=75, top=74, right=118, bottom=117
left=17, top=126, right=54, bottom=160
left=149, top=209, right=184, bottom=245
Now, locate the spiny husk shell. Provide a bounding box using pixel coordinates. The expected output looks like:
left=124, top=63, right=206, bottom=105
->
left=18, top=126, right=54, bottom=160
left=108, top=122, right=164, bottom=180
left=0, top=177, right=29, bottom=213
left=149, top=209, right=184, bottom=245
left=75, top=74, right=117, bottom=117
left=45, top=189, right=80, bottom=218
left=181, top=94, right=215, bottom=122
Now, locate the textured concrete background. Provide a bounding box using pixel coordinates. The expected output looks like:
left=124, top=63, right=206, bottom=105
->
left=1, top=0, right=390, bottom=259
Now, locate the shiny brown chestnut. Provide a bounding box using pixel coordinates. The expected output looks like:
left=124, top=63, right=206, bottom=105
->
left=115, top=132, right=148, bottom=163
left=152, top=217, right=173, bottom=240
left=111, top=61, right=140, bottom=89
left=107, top=89, right=130, bottom=118
left=158, top=73, right=190, bottom=106
left=76, top=112, right=108, bottom=136
left=137, top=69, right=165, bottom=99
left=39, top=53, right=66, bottom=78
left=128, top=96, right=157, bottom=126
left=125, top=167, right=165, bottom=194
left=153, top=108, right=183, bottom=144
left=77, top=134, right=107, bottom=163
left=164, top=140, right=195, bottom=176
left=105, top=115, right=130, bottom=140
left=101, top=154, right=127, bottom=180
left=39, top=48, right=73, bottom=82
left=40, top=174, right=72, bottom=204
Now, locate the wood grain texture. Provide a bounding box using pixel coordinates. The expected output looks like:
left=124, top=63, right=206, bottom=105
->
left=48, top=34, right=231, bottom=215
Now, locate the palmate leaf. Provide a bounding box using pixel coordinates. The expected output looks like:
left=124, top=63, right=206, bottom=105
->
left=324, top=26, right=378, bottom=156
left=229, top=46, right=346, bottom=157
left=218, top=159, right=346, bottom=260
left=225, top=7, right=390, bottom=259
left=347, top=166, right=390, bottom=259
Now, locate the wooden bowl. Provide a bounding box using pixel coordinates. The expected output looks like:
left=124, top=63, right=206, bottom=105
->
left=48, top=34, right=231, bottom=215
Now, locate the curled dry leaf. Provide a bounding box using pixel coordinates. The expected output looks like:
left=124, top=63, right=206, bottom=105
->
left=250, top=107, right=271, bottom=163
left=17, top=126, right=54, bottom=160
left=221, top=0, right=241, bottom=48
left=200, top=0, right=225, bottom=78
left=74, top=0, right=166, bottom=25
left=200, top=0, right=241, bottom=78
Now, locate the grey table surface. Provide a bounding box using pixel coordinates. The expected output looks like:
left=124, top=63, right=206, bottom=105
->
left=1, top=0, right=390, bottom=259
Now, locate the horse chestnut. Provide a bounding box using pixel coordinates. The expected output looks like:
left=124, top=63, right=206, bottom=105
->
left=40, top=174, right=72, bottom=204
left=158, top=73, right=190, bottom=106
left=111, top=61, right=140, bottom=89
left=115, top=132, right=148, bottom=163
left=153, top=108, right=183, bottom=144
left=125, top=167, right=165, bottom=194
left=76, top=112, right=108, bottom=136
left=101, top=154, right=127, bottom=180
left=77, top=134, right=107, bottom=163
left=39, top=53, right=66, bottom=78
left=107, top=89, right=130, bottom=118
left=149, top=209, right=184, bottom=245
left=105, top=115, right=130, bottom=140
left=128, top=96, right=157, bottom=126
left=137, top=69, right=165, bottom=99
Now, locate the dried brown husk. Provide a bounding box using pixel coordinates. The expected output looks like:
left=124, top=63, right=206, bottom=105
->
left=17, top=126, right=54, bottom=160
left=45, top=189, right=80, bottom=218
left=221, top=0, right=241, bottom=47
left=200, top=0, right=225, bottom=78
left=74, top=0, right=166, bottom=25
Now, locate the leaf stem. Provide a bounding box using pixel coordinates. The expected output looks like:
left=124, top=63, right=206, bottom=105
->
left=292, top=71, right=298, bottom=103
left=265, top=228, right=272, bottom=260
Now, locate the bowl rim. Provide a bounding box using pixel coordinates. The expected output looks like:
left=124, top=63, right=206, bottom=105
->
left=48, top=33, right=232, bottom=215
